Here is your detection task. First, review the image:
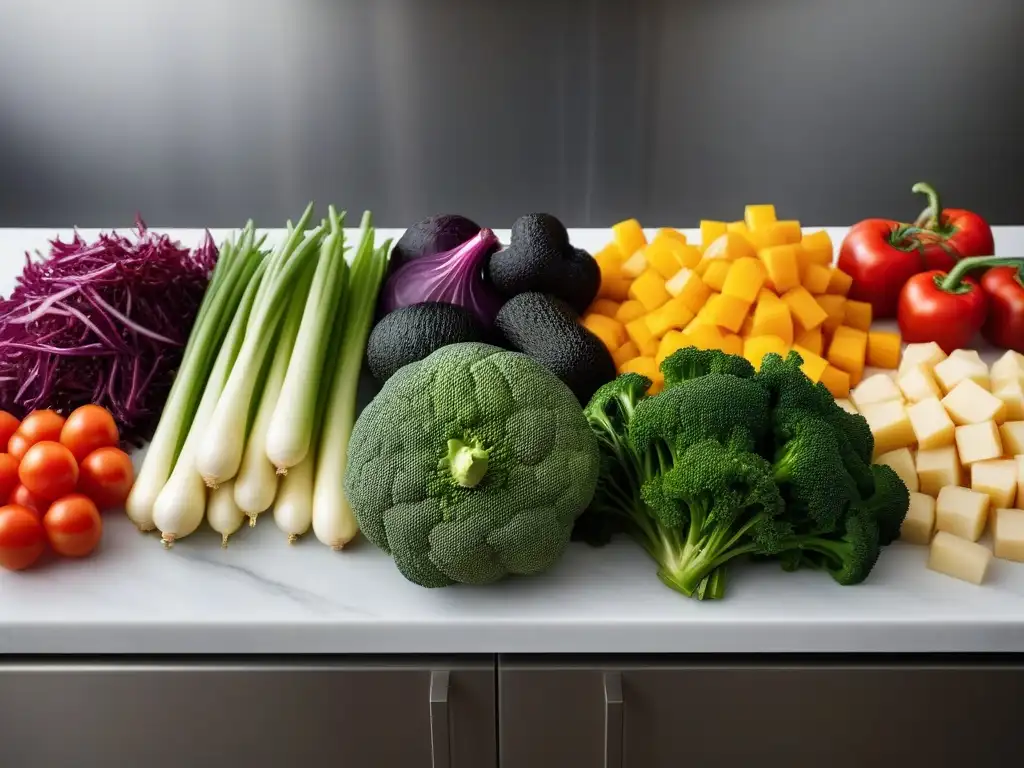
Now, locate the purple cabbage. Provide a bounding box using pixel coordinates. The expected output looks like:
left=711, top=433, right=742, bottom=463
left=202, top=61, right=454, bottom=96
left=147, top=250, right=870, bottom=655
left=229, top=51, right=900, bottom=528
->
left=379, top=228, right=503, bottom=325
left=0, top=219, right=217, bottom=445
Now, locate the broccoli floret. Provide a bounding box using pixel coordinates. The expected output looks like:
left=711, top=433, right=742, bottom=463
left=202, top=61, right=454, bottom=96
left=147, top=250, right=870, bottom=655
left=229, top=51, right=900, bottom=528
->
left=777, top=508, right=881, bottom=586
left=857, top=463, right=911, bottom=546
left=661, top=346, right=755, bottom=389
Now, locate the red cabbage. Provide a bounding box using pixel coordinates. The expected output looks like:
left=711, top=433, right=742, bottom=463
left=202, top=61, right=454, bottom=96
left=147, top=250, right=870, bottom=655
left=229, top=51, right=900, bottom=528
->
left=379, top=228, right=503, bottom=325
left=0, top=220, right=217, bottom=445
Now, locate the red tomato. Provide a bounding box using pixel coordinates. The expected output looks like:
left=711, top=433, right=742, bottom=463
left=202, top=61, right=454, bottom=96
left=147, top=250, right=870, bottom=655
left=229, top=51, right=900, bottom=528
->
left=18, top=441, right=79, bottom=501
left=9, top=410, right=66, bottom=461
left=0, top=411, right=20, bottom=451
left=60, top=405, right=119, bottom=463
left=8, top=484, right=45, bottom=518
left=78, top=447, right=134, bottom=509
left=0, top=504, right=47, bottom=571
left=0, top=454, right=20, bottom=501
left=43, top=494, right=102, bottom=558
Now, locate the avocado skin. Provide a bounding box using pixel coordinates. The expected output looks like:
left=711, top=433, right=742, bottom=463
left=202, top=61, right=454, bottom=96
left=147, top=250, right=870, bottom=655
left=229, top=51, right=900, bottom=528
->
left=494, top=292, right=616, bottom=404
left=366, top=302, right=489, bottom=383
left=487, top=214, right=600, bottom=315
left=390, top=214, right=482, bottom=274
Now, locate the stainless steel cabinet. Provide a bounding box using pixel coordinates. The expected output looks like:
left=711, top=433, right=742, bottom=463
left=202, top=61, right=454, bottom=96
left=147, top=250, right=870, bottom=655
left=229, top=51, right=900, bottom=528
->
left=0, top=659, right=496, bottom=768
left=498, top=658, right=1024, bottom=768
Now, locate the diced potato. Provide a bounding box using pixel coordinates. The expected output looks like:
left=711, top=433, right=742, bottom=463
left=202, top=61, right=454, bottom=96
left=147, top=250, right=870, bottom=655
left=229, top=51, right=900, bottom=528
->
left=612, top=219, right=647, bottom=258
left=598, top=277, right=632, bottom=301
left=898, top=364, right=943, bottom=403
left=702, top=260, right=732, bottom=292
left=843, top=300, right=873, bottom=332
left=621, top=250, right=649, bottom=278
left=628, top=270, right=671, bottom=311
left=655, top=330, right=688, bottom=366
left=860, top=400, right=916, bottom=457
left=901, top=492, right=936, bottom=545
left=994, top=380, right=1024, bottom=421
left=618, top=356, right=664, bottom=393
left=928, top=531, right=992, bottom=585
left=906, top=397, right=956, bottom=451
left=799, top=230, right=833, bottom=266
left=615, top=300, right=647, bottom=325
left=954, top=420, right=1003, bottom=466
left=941, top=379, right=1004, bottom=426
left=582, top=313, right=627, bottom=351
left=875, top=447, right=919, bottom=493
left=835, top=398, right=858, bottom=415
left=802, top=263, right=832, bottom=295
left=665, top=268, right=711, bottom=313
left=899, top=342, right=947, bottom=375
left=594, top=245, right=624, bottom=279
left=625, top=317, right=656, bottom=350
left=589, top=299, right=620, bottom=318
left=773, top=220, right=804, bottom=245
left=867, top=331, right=901, bottom=370
left=722, top=257, right=767, bottom=304
left=706, top=294, right=751, bottom=333
left=851, top=373, right=903, bottom=410
left=827, top=325, right=868, bottom=376
left=744, top=204, right=777, bottom=230
left=794, top=326, right=823, bottom=356
left=743, top=335, right=789, bottom=371
left=936, top=485, right=990, bottom=542
left=951, top=348, right=986, bottom=365
left=760, top=245, right=801, bottom=294
left=643, top=298, right=696, bottom=339
left=699, top=220, right=728, bottom=250
left=971, top=459, right=1018, bottom=510
left=825, top=268, right=853, bottom=296
left=991, top=349, right=1024, bottom=390
left=782, top=286, right=829, bottom=332
left=612, top=341, right=640, bottom=367
left=819, top=365, right=851, bottom=399
left=792, top=345, right=829, bottom=383
left=993, top=508, right=1024, bottom=562
left=643, top=238, right=687, bottom=279
left=916, top=446, right=962, bottom=497
left=1000, top=421, right=1024, bottom=456
left=815, top=295, right=847, bottom=335
left=933, top=353, right=989, bottom=393
left=704, top=232, right=757, bottom=262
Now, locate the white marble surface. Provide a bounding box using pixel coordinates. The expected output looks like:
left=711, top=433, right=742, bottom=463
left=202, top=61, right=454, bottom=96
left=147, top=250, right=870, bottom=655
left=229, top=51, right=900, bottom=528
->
left=0, top=224, right=1023, bottom=655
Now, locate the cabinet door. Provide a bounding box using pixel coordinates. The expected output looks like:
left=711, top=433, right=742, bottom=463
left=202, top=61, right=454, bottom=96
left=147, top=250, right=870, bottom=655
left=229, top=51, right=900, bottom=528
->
left=499, top=658, right=1024, bottom=768
left=0, top=658, right=496, bottom=768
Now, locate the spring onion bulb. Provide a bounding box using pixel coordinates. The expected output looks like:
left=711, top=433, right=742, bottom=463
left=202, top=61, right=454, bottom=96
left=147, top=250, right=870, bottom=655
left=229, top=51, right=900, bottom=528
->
left=195, top=206, right=325, bottom=488
left=207, top=481, right=245, bottom=548
left=265, top=207, right=350, bottom=473
left=312, top=217, right=390, bottom=550
left=126, top=223, right=263, bottom=531
left=273, top=455, right=315, bottom=543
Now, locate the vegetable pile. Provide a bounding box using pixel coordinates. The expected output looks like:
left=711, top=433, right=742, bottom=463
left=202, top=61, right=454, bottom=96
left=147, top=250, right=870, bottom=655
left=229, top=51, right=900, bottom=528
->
left=0, top=221, right=217, bottom=444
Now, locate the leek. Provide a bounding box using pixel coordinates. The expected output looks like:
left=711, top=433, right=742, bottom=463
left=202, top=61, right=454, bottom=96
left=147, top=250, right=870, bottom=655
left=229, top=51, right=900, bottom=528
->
left=207, top=481, right=245, bottom=548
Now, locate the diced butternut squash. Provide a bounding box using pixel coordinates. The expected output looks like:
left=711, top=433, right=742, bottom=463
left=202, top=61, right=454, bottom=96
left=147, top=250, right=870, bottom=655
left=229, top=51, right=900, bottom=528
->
left=625, top=317, right=655, bottom=350
left=703, top=232, right=757, bottom=263
left=802, top=263, right=832, bottom=295
left=773, top=220, right=803, bottom=245
left=706, top=293, right=751, bottom=333
left=843, top=300, right=873, bottom=332
left=644, top=238, right=686, bottom=279
left=594, top=245, right=624, bottom=279
left=757, top=288, right=782, bottom=305
left=644, top=298, right=696, bottom=339
left=792, top=345, right=829, bottom=383
left=655, top=227, right=687, bottom=244
left=628, top=270, right=670, bottom=311
left=826, top=267, right=854, bottom=296
left=721, top=333, right=744, bottom=356
left=740, top=314, right=755, bottom=337
left=675, top=244, right=702, bottom=270
left=820, top=365, right=851, bottom=398
left=760, top=245, right=801, bottom=294
left=700, top=220, right=728, bottom=250
left=656, top=331, right=689, bottom=366
left=618, top=356, right=664, bottom=394
left=612, top=341, right=639, bottom=367
left=639, top=337, right=659, bottom=358
left=702, top=260, right=732, bottom=292
left=598, top=276, right=632, bottom=301
left=621, top=250, right=648, bottom=278
left=589, top=299, right=620, bottom=318
left=685, top=324, right=726, bottom=351
left=722, top=257, right=767, bottom=304
left=665, top=268, right=711, bottom=312
left=615, top=300, right=646, bottom=325
left=744, top=204, right=777, bottom=231
left=867, top=331, right=901, bottom=369
left=799, top=230, right=833, bottom=265
left=782, top=286, right=829, bottom=332
left=794, top=326, right=824, bottom=356
left=612, top=219, right=646, bottom=258
left=749, top=300, right=794, bottom=345
left=726, top=220, right=748, bottom=235
left=815, top=295, right=847, bottom=335
left=827, top=325, right=868, bottom=376
left=743, top=335, right=789, bottom=370
left=695, top=259, right=710, bottom=277
left=582, top=313, right=627, bottom=352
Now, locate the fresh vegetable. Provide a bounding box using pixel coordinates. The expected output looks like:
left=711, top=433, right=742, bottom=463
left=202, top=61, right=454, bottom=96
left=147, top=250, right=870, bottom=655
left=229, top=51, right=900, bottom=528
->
left=487, top=214, right=600, bottom=315
left=389, top=214, right=481, bottom=275
left=273, top=455, right=314, bottom=543
left=929, top=530, right=991, bottom=584
left=8, top=485, right=43, bottom=516
left=18, top=441, right=78, bottom=501
left=909, top=182, right=995, bottom=263
left=59, top=404, right=119, bottom=463
left=9, top=410, right=66, bottom=461
left=345, top=342, right=600, bottom=587
left=981, top=261, right=1024, bottom=353
left=380, top=227, right=501, bottom=327
left=0, top=411, right=19, bottom=450
left=0, top=220, right=218, bottom=444
left=43, top=494, right=102, bottom=558
left=207, top=481, right=245, bottom=548
left=576, top=346, right=908, bottom=600
left=78, top=447, right=135, bottom=510
left=0, top=454, right=19, bottom=501
left=366, top=302, right=489, bottom=384
left=0, top=504, right=46, bottom=571
left=494, top=292, right=617, bottom=404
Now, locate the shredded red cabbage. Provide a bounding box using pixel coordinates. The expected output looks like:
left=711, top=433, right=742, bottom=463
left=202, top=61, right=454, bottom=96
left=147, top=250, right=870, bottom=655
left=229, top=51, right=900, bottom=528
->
left=0, top=219, right=217, bottom=445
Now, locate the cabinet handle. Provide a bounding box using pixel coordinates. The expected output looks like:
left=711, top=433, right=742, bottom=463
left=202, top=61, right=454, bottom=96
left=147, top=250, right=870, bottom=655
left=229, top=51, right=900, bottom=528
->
left=430, top=670, right=451, bottom=768
left=604, top=672, right=624, bottom=768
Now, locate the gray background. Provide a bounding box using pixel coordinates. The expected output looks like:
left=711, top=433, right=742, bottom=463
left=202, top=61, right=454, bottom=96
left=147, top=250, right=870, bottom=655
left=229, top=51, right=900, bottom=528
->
left=1, top=0, right=1021, bottom=229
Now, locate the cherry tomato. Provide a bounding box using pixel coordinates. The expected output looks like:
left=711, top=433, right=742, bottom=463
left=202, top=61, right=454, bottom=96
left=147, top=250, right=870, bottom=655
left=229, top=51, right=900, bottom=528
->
left=78, top=447, right=134, bottom=509
left=43, top=494, right=102, bottom=558
left=60, top=405, right=119, bottom=463
left=8, top=484, right=45, bottom=518
left=18, top=441, right=79, bottom=501
left=0, top=504, right=46, bottom=571
left=0, top=411, right=20, bottom=451
left=9, top=410, right=66, bottom=461
left=0, top=454, right=20, bottom=501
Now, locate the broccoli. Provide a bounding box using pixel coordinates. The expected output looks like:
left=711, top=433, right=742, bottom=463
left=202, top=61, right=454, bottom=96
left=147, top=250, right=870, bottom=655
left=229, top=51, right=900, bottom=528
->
left=859, top=464, right=911, bottom=546
left=774, top=507, right=882, bottom=586
left=661, top=345, right=755, bottom=389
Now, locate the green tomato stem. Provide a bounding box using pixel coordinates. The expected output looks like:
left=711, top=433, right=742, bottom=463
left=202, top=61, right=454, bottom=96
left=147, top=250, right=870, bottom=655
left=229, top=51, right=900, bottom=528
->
left=911, top=181, right=944, bottom=231
left=938, top=255, right=1024, bottom=293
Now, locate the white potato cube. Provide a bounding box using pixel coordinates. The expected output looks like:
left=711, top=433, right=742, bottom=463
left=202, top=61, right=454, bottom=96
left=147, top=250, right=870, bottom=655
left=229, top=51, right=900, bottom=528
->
left=916, top=446, right=963, bottom=497
left=835, top=399, right=858, bottom=415
left=1019, top=456, right=1024, bottom=508
left=906, top=397, right=955, bottom=450
left=970, top=459, right=1018, bottom=510
left=933, top=353, right=990, bottom=393
left=990, top=349, right=1024, bottom=390
left=992, top=508, right=1024, bottom=562
left=901, top=492, right=936, bottom=545
left=851, top=374, right=904, bottom=410
left=950, top=349, right=985, bottom=365
left=954, top=421, right=1003, bottom=466
left=935, top=485, right=991, bottom=541
left=897, top=364, right=943, bottom=403
left=928, top=530, right=992, bottom=585
left=875, top=448, right=919, bottom=492
left=941, top=379, right=1004, bottom=425
left=995, top=380, right=1024, bottom=422
left=861, top=401, right=916, bottom=457
left=1000, top=421, right=1024, bottom=457
left=899, top=342, right=947, bottom=375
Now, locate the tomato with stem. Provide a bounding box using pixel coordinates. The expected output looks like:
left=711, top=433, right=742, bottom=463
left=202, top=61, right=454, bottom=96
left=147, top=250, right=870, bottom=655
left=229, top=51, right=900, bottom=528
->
left=44, top=494, right=102, bottom=558
left=18, top=441, right=79, bottom=501
left=60, top=405, right=119, bottom=463
left=79, top=447, right=135, bottom=509
left=0, top=504, right=46, bottom=570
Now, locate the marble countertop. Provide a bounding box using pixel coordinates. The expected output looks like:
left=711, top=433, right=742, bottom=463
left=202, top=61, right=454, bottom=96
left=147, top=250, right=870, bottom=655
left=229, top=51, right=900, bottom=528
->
left=1, top=224, right=1023, bottom=656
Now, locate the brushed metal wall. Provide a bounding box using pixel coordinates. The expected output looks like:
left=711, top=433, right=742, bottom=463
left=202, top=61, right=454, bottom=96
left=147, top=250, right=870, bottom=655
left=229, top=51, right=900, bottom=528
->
left=1, top=0, right=1022, bottom=228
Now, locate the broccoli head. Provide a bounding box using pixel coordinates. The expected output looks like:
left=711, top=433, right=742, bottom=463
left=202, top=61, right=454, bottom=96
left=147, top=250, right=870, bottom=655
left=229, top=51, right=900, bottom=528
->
left=856, top=463, right=911, bottom=546
left=780, top=507, right=882, bottom=586
left=661, top=345, right=756, bottom=389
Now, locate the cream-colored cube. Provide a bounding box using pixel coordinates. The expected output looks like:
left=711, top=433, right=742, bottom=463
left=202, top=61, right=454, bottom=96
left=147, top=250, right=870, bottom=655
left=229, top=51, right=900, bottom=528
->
left=935, top=485, right=990, bottom=541
left=851, top=374, right=904, bottom=410
left=950, top=348, right=985, bottom=365
left=875, top=448, right=918, bottom=493
left=995, top=380, right=1024, bottom=422
left=970, top=459, right=1018, bottom=509
left=897, top=364, right=943, bottom=403
left=835, top=399, right=858, bottom=415
left=941, top=379, right=1004, bottom=426
left=916, top=445, right=963, bottom=497
left=1019, top=456, right=1024, bottom=508
left=928, top=531, right=992, bottom=585
left=933, top=353, right=989, bottom=393
left=900, top=492, right=936, bottom=545
left=1000, top=421, right=1024, bottom=456
left=860, top=401, right=916, bottom=457
left=954, top=421, right=1003, bottom=466
left=992, top=508, right=1024, bottom=562
left=991, top=349, right=1024, bottom=390
left=906, top=397, right=955, bottom=450
left=899, top=341, right=947, bottom=375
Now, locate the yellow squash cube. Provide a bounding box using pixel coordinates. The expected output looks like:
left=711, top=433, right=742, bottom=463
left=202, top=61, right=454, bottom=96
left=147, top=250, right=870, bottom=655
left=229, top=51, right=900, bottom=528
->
left=598, top=277, right=631, bottom=301
left=702, top=260, right=733, bottom=292
left=707, top=294, right=752, bottom=333
left=618, top=356, right=664, bottom=393
left=665, top=268, right=711, bottom=313
left=621, top=250, right=648, bottom=278
left=795, top=326, right=824, bottom=356
left=800, top=230, right=834, bottom=266
left=820, top=365, right=851, bottom=399
left=593, top=245, right=624, bottom=279
left=625, top=317, right=656, bottom=350
left=815, top=295, right=847, bottom=335
left=684, top=324, right=726, bottom=351
left=760, top=245, right=801, bottom=294
left=844, top=300, right=873, bottom=332
left=612, top=340, right=639, bottom=367
left=744, top=204, right=777, bottom=231
left=750, top=298, right=794, bottom=345
left=743, top=335, right=789, bottom=370
left=615, top=300, right=647, bottom=325
left=703, top=232, right=757, bottom=263
left=773, top=220, right=803, bottom=245
left=644, top=298, right=696, bottom=339
left=792, top=344, right=830, bottom=383
left=721, top=333, right=744, bottom=357
left=656, top=330, right=689, bottom=366
left=722, top=257, right=768, bottom=304
left=612, top=219, right=646, bottom=258
left=826, top=268, right=854, bottom=296
left=655, top=228, right=687, bottom=244
left=582, top=313, right=627, bottom=352
left=639, top=337, right=659, bottom=357
left=643, top=238, right=686, bottom=279
left=588, top=299, right=620, bottom=318
left=827, top=325, right=869, bottom=376
left=867, top=331, right=902, bottom=370
left=699, top=220, right=729, bottom=250
left=628, top=270, right=670, bottom=311
left=802, top=263, right=832, bottom=295
left=782, top=286, right=829, bottom=332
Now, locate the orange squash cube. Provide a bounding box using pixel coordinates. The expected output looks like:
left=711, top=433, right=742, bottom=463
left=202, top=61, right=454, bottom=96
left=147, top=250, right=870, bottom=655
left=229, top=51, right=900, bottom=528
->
left=744, top=204, right=777, bottom=231
left=618, top=356, right=664, bottom=393
left=656, top=228, right=687, bottom=244
left=707, top=293, right=752, bottom=333
left=645, top=298, right=696, bottom=338
left=704, top=232, right=757, bottom=263
left=792, top=344, right=830, bottom=383
left=795, top=326, right=824, bottom=356
left=643, top=238, right=686, bottom=279
left=773, top=220, right=803, bottom=245
left=684, top=323, right=725, bottom=351
left=612, top=219, right=646, bottom=258
left=593, top=245, right=624, bottom=278
left=628, top=270, right=670, bottom=311
left=750, top=298, right=794, bottom=345
left=803, top=263, right=832, bottom=295
left=815, top=295, right=847, bottom=335
left=700, top=220, right=728, bottom=250
left=588, top=299, right=620, bottom=318
left=621, top=250, right=648, bottom=278
left=722, top=257, right=768, bottom=304
left=656, top=330, right=689, bottom=366
left=721, top=333, right=744, bottom=357
left=665, top=268, right=711, bottom=313
left=782, top=286, right=829, bottom=332
left=827, top=325, right=869, bottom=375
left=820, top=365, right=851, bottom=399
left=726, top=220, right=749, bottom=235
left=826, top=268, right=854, bottom=296
left=740, top=314, right=755, bottom=337
left=598, top=277, right=631, bottom=301
left=702, top=260, right=733, bottom=292
left=676, top=244, right=703, bottom=270
left=615, top=300, right=646, bottom=325
left=800, top=230, right=834, bottom=266
left=844, top=300, right=873, bottom=332
left=757, top=288, right=783, bottom=305
left=582, top=313, right=627, bottom=351
left=625, top=317, right=655, bottom=350
left=612, top=340, right=640, bottom=367
left=867, top=331, right=902, bottom=369
left=743, top=335, right=790, bottom=370
left=639, top=337, right=659, bottom=357
left=760, top=245, right=801, bottom=294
